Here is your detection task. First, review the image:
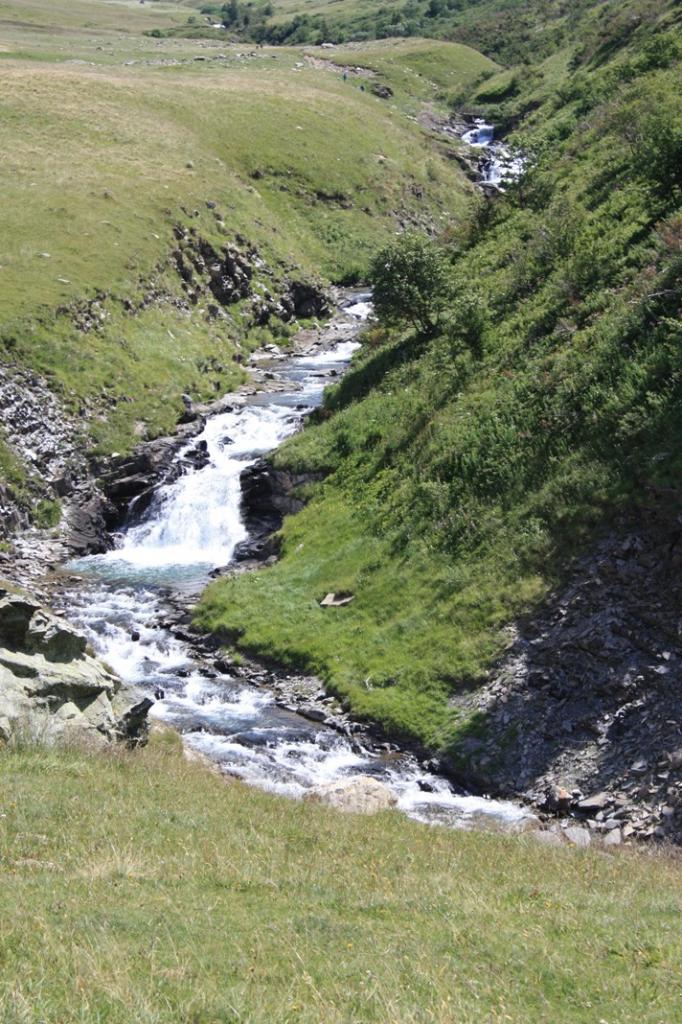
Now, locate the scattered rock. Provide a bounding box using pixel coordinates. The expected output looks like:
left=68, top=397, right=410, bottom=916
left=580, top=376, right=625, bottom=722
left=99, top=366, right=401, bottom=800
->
left=448, top=517, right=682, bottom=844
left=542, top=784, right=571, bottom=812
left=320, top=592, right=354, bottom=608
left=564, top=826, right=591, bottom=848
left=305, top=776, right=397, bottom=814
left=577, top=792, right=610, bottom=813
left=531, top=829, right=564, bottom=847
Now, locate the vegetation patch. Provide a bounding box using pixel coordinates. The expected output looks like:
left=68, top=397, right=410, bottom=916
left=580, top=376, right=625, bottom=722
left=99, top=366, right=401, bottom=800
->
left=1, top=736, right=681, bottom=1022
left=0, top=1, right=473, bottom=473
left=199, top=0, right=682, bottom=759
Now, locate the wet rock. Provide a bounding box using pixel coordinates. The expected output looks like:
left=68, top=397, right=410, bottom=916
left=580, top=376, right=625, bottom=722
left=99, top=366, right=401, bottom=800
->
left=238, top=460, right=323, bottom=551
left=417, top=778, right=435, bottom=793
left=298, top=705, right=327, bottom=723
left=64, top=494, right=111, bottom=555
left=214, top=656, right=234, bottom=674
left=96, top=431, right=205, bottom=529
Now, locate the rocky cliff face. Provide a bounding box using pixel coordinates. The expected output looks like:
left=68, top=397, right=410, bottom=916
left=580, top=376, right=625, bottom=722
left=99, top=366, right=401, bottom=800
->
left=0, top=229, right=331, bottom=556
left=231, top=459, right=323, bottom=564
left=0, top=589, right=151, bottom=747
left=449, top=515, right=682, bottom=844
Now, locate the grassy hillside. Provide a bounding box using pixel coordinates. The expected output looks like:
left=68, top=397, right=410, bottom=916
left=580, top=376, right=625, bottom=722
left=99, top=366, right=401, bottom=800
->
left=231, top=0, right=663, bottom=65
left=0, top=1, right=479, bottom=467
left=198, top=0, right=682, bottom=755
left=2, top=733, right=681, bottom=1022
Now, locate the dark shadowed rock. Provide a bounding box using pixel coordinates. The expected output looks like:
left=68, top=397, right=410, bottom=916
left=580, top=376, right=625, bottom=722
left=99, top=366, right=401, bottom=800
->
left=238, top=459, right=324, bottom=556
left=448, top=515, right=682, bottom=843
left=285, top=281, right=330, bottom=319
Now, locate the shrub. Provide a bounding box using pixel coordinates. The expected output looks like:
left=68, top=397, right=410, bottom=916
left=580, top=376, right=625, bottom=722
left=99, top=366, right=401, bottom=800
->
left=616, top=81, right=682, bottom=197
left=369, top=233, right=451, bottom=336
left=34, top=498, right=61, bottom=529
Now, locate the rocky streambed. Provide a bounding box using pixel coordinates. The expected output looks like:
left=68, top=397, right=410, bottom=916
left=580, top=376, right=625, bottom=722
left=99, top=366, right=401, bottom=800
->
left=34, top=293, right=538, bottom=834
left=3, top=289, right=680, bottom=848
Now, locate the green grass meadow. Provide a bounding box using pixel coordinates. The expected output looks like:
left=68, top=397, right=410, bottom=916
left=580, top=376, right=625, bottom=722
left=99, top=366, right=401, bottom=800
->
left=2, top=733, right=682, bottom=1023
left=199, top=1, right=682, bottom=754
left=0, top=0, right=480, bottom=458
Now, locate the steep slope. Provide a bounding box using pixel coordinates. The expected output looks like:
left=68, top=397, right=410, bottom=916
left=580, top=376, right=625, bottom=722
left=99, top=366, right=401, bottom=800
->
left=251, top=0, right=668, bottom=65
left=198, top=0, right=682, bottom=830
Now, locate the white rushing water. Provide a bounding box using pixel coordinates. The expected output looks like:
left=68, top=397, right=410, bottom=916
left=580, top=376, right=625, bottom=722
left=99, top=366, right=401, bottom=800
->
left=462, top=119, right=525, bottom=190
left=116, top=404, right=293, bottom=569
left=64, top=294, right=533, bottom=832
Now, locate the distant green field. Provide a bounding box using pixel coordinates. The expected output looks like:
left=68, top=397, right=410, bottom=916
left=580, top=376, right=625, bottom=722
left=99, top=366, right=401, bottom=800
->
left=0, top=1, right=481, bottom=457
left=320, top=37, right=498, bottom=104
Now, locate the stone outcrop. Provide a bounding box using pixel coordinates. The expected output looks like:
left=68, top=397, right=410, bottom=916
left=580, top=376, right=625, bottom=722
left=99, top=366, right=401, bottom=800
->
left=0, top=225, right=331, bottom=556
left=0, top=362, right=89, bottom=537
left=94, top=422, right=207, bottom=531
left=171, top=226, right=330, bottom=326
left=0, top=589, right=151, bottom=747
left=305, top=776, right=397, bottom=814
left=235, top=459, right=323, bottom=562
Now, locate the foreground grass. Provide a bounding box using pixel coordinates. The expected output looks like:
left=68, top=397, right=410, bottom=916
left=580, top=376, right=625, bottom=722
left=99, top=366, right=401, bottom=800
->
left=2, top=734, right=682, bottom=1023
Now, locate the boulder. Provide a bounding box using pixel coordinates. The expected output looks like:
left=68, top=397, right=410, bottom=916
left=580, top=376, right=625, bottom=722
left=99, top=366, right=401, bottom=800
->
left=304, top=776, right=397, bottom=814
left=0, top=590, right=149, bottom=746
left=564, top=826, right=591, bottom=848
left=370, top=83, right=393, bottom=100
left=531, top=829, right=564, bottom=847
left=0, top=593, right=86, bottom=660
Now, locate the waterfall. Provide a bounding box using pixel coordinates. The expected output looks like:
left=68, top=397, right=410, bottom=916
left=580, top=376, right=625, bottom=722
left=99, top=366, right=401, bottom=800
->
left=117, top=405, right=294, bottom=568
left=62, top=294, right=533, bottom=833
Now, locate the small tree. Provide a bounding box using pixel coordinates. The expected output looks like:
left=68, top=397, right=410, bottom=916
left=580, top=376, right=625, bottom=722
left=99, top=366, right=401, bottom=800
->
left=369, top=232, right=451, bottom=336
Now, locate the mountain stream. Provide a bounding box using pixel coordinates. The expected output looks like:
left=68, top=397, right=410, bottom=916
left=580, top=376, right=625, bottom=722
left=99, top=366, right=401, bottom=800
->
left=462, top=119, right=525, bottom=189
left=60, top=294, right=532, bottom=832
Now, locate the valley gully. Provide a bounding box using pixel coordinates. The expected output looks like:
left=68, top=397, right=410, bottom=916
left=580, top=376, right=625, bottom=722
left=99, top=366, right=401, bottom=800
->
left=60, top=294, right=532, bottom=832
